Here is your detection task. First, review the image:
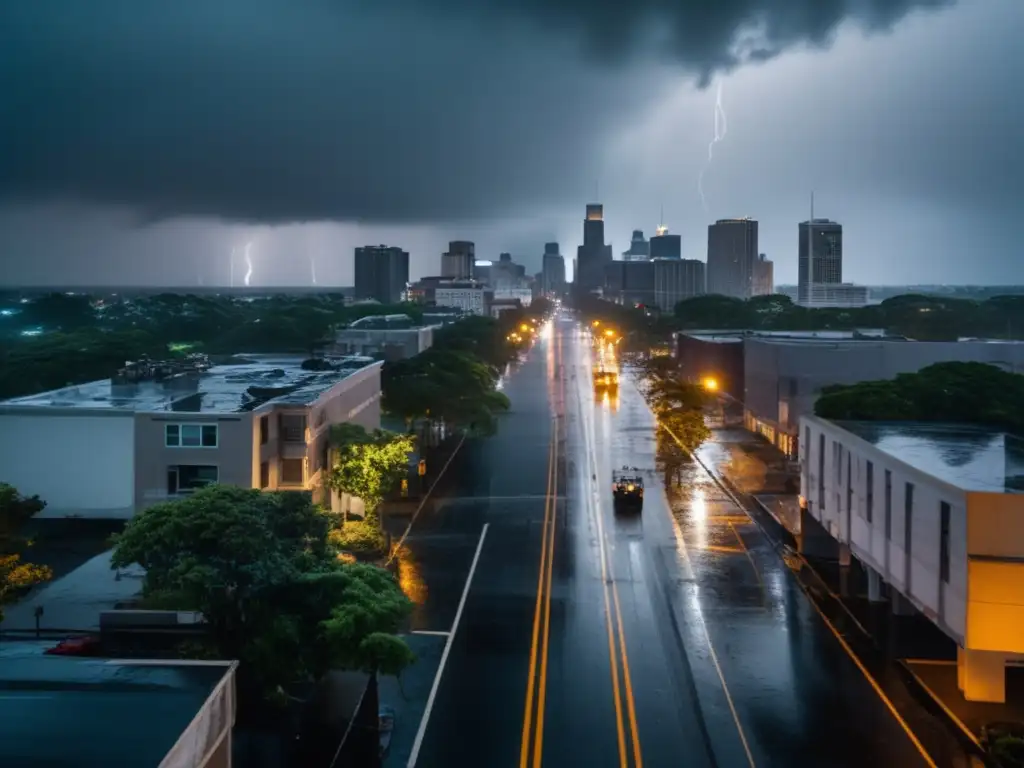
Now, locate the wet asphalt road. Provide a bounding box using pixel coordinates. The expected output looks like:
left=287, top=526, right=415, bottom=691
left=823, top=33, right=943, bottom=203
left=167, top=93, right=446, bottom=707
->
left=406, top=317, right=936, bottom=768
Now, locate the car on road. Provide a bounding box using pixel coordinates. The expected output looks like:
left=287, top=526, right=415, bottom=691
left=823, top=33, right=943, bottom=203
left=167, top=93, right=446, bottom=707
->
left=593, top=368, right=619, bottom=394
left=612, top=467, right=644, bottom=512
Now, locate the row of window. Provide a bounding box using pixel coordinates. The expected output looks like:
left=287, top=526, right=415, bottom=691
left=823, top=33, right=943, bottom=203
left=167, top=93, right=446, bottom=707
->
left=165, top=423, right=218, bottom=448
left=809, top=427, right=952, bottom=585
left=167, top=459, right=306, bottom=495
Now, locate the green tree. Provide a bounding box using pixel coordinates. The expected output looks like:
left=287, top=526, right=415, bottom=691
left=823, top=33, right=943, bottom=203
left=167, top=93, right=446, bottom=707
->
left=0, top=483, right=52, bottom=623
left=326, top=424, right=416, bottom=517
left=110, top=485, right=413, bottom=708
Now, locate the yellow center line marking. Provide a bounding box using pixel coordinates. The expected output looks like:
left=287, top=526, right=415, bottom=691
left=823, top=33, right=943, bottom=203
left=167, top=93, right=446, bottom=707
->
left=532, top=415, right=558, bottom=766
left=611, top=581, right=643, bottom=768
left=727, top=520, right=767, bottom=605
left=519, top=427, right=555, bottom=768
left=690, top=544, right=746, bottom=555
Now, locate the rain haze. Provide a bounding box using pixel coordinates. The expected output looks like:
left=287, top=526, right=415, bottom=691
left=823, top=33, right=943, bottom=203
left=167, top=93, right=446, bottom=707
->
left=0, top=0, right=1021, bottom=286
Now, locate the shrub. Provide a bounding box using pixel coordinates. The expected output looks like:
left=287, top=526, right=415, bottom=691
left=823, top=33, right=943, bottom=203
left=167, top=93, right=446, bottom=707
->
left=330, top=520, right=386, bottom=555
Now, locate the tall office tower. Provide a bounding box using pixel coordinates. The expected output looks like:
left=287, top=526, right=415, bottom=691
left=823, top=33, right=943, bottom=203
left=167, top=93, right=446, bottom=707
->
left=441, top=240, right=475, bottom=280
left=354, top=245, right=410, bottom=304
left=575, top=203, right=613, bottom=295
left=542, top=242, right=566, bottom=296
left=706, top=218, right=759, bottom=299
left=653, top=258, right=705, bottom=312
left=752, top=253, right=774, bottom=296
left=650, top=228, right=682, bottom=260
left=798, top=219, right=843, bottom=305
left=622, top=230, right=650, bottom=261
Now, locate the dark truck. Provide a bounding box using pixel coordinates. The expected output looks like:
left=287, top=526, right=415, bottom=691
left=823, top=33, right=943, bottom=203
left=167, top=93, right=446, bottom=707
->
left=612, top=467, right=644, bottom=512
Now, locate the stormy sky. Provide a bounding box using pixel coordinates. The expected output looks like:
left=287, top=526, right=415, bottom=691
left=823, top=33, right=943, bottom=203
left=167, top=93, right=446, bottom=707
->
left=0, top=0, right=1021, bottom=287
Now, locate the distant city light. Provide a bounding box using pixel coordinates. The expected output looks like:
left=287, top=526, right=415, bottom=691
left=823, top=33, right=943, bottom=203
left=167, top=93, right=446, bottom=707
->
left=474, top=260, right=492, bottom=267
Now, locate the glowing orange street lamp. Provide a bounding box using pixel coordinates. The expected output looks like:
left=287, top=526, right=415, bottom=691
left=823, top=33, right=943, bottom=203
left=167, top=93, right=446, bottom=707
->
left=702, top=376, right=719, bottom=392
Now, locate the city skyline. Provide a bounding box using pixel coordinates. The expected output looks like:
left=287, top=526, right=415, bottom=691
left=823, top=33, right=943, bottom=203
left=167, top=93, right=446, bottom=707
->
left=1, top=1, right=1022, bottom=286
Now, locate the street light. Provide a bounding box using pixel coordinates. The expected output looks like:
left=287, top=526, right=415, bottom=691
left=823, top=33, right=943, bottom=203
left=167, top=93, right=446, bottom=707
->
left=604, top=329, right=615, bottom=338
left=702, top=376, right=719, bottom=392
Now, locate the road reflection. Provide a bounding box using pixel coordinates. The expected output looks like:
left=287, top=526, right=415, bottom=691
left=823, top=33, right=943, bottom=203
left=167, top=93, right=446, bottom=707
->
left=394, top=545, right=428, bottom=605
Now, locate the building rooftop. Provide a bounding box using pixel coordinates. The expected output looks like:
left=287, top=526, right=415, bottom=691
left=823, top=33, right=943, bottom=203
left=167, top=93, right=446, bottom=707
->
left=837, top=421, right=1024, bottom=494
left=0, top=641, right=234, bottom=767
left=1, top=354, right=378, bottom=414
left=683, top=328, right=890, bottom=343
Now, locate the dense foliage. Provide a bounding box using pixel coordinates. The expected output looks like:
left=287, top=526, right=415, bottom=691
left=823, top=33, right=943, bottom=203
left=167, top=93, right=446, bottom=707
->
left=326, top=423, right=416, bottom=518
left=814, top=361, right=1024, bottom=432
left=0, top=292, right=424, bottom=400
left=575, top=292, right=1024, bottom=345
left=110, top=486, right=413, bottom=706
left=0, top=483, right=52, bottom=622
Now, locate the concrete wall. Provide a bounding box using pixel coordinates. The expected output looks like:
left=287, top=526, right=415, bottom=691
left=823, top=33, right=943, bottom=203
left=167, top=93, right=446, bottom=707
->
left=675, top=335, right=744, bottom=401
left=801, top=416, right=971, bottom=644
left=747, top=339, right=1024, bottom=438
left=135, top=413, right=255, bottom=510
left=0, top=410, right=135, bottom=518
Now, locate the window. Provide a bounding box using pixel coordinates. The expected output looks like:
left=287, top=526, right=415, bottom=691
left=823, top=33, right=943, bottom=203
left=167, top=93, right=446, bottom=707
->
left=281, top=458, right=304, bottom=486
left=817, top=434, right=825, bottom=509
left=905, top=483, right=915, bottom=554
left=940, top=502, right=951, bottom=583
left=165, top=423, right=218, bottom=448
left=884, top=470, right=892, bottom=539
left=279, top=414, right=307, bottom=443
left=846, top=452, right=852, bottom=513
left=259, top=415, right=269, bottom=445
left=865, top=461, right=874, bottom=523
left=260, top=461, right=270, bottom=489
left=167, top=465, right=218, bottom=495
left=804, top=426, right=811, bottom=468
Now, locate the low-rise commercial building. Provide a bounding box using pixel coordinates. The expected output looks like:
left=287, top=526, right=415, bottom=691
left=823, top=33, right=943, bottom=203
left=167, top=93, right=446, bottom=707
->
left=333, top=314, right=439, bottom=360
left=0, top=642, right=237, bottom=767
left=0, top=355, right=382, bottom=518
left=800, top=416, right=1024, bottom=703
left=676, top=330, right=1024, bottom=458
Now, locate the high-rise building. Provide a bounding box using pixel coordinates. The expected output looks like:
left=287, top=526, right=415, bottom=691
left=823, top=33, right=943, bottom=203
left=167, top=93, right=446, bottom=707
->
left=798, top=219, right=843, bottom=305
left=622, top=230, right=650, bottom=261
left=354, top=245, right=409, bottom=304
left=542, top=242, right=566, bottom=296
left=604, top=260, right=654, bottom=307
left=575, top=203, right=613, bottom=295
left=650, top=227, right=682, bottom=260
left=706, top=218, right=758, bottom=299
left=752, top=253, right=774, bottom=296
left=653, top=258, right=705, bottom=312
left=441, top=241, right=475, bottom=280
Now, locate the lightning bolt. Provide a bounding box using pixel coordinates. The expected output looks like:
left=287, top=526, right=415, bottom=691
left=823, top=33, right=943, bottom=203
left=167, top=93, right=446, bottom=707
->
left=243, top=242, right=254, bottom=287
left=310, top=255, right=318, bottom=286
left=697, top=81, right=728, bottom=212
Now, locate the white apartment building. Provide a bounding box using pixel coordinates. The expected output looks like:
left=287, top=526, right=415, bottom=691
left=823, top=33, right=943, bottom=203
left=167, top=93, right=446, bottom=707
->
left=0, top=355, right=382, bottom=519
left=801, top=415, right=1024, bottom=703
left=435, top=285, right=488, bottom=315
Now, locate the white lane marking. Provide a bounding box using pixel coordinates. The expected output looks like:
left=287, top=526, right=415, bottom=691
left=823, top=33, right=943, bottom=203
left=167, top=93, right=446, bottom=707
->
left=412, top=630, right=451, bottom=637
left=407, top=523, right=490, bottom=767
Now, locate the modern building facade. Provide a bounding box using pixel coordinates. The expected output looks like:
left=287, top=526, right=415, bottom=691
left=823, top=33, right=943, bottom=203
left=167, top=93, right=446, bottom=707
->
left=653, top=258, right=705, bottom=312
left=752, top=253, right=774, bottom=296
left=801, top=417, right=1024, bottom=703
left=706, top=218, right=758, bottom=299
left=0, top=356, right=382, bottom=518
left=650, top=230, right=682, bottom=260
left=541, top=242, right=566, bottom=296
left=441, top=241, right=475, bottom=280
left=354, top=245, right=410, bottom=304
left=575, top=204, right=613, bottom=295
left=802, top=283, right=870, bottom=308
left=798, top=219, right=843, bottom=305
left=622, top=230, right=650, bottom=261
left=333, top=314, right=440, bottom=360
left=433, top=282, right=490, bottom=315
left=604, top=260, right=654, bottom=307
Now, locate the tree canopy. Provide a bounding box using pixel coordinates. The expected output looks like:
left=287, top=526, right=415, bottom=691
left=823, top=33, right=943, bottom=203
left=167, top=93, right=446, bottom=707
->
left=325, top=424, right=415, bottom=517
left=109, top=485, right=413, bottom=707
left=814, top=361, right=1024, bottom=432
left=0, top=483, right=52, bottom=622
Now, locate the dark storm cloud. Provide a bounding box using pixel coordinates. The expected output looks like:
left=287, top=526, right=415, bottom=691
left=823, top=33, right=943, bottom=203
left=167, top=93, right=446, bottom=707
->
left=0, top=0, right=952, bottom=225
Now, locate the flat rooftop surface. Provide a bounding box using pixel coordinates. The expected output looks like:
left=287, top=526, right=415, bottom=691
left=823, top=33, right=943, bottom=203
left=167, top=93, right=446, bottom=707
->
left=838, top=421, right=1024, bottom=493
left=684, top=329, right=889, bottom=343
left=1, top=354, right=377, bottom=413
left=0, top=641, right=231, bottom=767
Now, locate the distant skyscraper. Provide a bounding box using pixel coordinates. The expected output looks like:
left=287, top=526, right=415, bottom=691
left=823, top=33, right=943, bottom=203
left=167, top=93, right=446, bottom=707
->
left=752, top=253, right=774, bottom=296
left=542, top=243, right=566, bottom=296
left=706, top=218, right=758, bottom=299
left=798, top=219, right=843, bottom=304
left=653, top=258, right=705, bottom=311
left=441, top=240, right=475, bottom=280
left=354, top=245, right=409, bottom=304
left=650, top=229, right=682, bottom=260
left=576, top=203, right=613, bottom=295
left=622, top=230, right=650, bottom=261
